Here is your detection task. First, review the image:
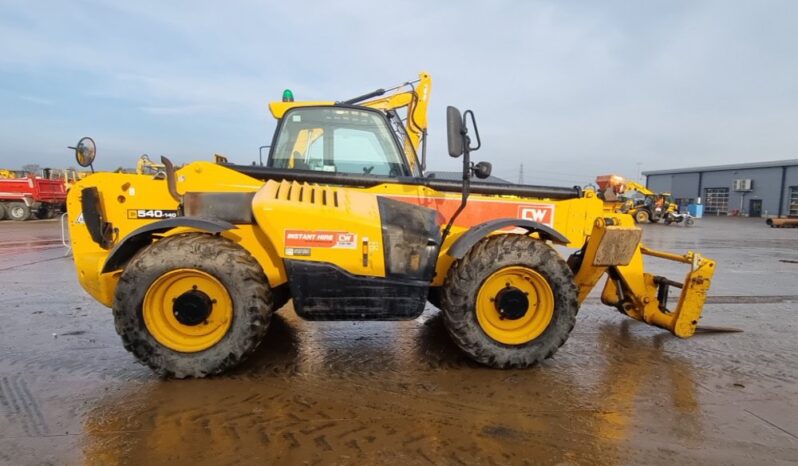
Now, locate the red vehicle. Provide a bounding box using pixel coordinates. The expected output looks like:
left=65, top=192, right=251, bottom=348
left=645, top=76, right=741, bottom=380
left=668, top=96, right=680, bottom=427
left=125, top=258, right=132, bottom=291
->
left=0, top=176, right=67, bottom=220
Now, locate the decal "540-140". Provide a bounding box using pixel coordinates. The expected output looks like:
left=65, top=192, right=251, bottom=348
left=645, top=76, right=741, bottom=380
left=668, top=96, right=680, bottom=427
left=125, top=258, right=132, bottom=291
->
left=127, top=209, right=178, bottom=219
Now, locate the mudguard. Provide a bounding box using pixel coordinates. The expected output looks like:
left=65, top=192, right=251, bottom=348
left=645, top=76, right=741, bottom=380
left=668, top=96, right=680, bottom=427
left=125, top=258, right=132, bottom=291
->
left=447, top=218, right=569, bottom=259
left=101, top=217, right=236, bottom=273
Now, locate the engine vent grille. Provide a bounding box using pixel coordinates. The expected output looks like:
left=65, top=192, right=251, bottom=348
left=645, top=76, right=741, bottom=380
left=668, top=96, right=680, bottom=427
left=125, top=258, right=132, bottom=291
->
left=266, top=180, right=340, bottom=208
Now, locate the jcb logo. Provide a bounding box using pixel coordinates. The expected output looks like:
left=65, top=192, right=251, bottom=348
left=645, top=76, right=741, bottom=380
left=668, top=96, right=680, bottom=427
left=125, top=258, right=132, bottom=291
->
left=518, top=204, right=555, bottom=227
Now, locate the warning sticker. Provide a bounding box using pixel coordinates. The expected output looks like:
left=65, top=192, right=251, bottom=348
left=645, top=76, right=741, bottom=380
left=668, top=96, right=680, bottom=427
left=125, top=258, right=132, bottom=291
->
left=285, top=230, right=358, bottom=249
left=285, top=247, right=311, bottom=257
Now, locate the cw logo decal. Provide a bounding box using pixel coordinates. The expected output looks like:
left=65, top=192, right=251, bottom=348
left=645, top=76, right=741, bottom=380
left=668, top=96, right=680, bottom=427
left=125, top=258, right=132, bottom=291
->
left=518, top=204, right=555, bottom=227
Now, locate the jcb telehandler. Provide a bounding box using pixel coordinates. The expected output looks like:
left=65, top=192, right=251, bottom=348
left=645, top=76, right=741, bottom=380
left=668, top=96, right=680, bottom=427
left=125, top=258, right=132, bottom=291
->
left=596, top=174, right=679, bottom=223
left=66, top=73, right=715, bottom=378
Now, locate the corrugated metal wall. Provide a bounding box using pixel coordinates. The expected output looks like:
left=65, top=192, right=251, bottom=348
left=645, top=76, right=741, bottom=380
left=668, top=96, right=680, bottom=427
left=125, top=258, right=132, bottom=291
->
left=646, top=165, right=798, bottom=217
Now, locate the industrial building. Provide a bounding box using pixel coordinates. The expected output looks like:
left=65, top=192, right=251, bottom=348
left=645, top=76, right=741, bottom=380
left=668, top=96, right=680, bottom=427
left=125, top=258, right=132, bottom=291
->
left=643, top=159, right=798, bottom=218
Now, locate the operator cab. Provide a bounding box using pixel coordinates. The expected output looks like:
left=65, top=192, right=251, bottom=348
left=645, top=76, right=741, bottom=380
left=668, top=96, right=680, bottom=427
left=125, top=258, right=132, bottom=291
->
left=268, top=107, right=418, bottom=178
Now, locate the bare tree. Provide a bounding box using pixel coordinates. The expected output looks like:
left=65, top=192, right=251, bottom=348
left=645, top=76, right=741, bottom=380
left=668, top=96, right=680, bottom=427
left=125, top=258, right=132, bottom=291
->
left=21, top=164, right=41, bottom=176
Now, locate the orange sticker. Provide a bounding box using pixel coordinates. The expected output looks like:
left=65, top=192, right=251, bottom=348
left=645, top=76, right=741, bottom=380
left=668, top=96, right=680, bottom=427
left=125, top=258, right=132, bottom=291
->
left=285, top=230, right=358, bottom=249
left=384, top=195, right=555, bottom=228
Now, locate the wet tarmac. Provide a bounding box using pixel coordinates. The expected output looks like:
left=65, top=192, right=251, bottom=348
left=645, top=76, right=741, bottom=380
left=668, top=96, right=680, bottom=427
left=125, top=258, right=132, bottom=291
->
left=1, top=217, right=797, bottom=465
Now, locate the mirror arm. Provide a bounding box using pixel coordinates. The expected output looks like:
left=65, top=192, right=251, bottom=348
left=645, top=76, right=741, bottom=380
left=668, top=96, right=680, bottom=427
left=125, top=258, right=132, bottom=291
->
left=441, top=132, right=472, bottom=244
left=464, top=110, right=481, bottom=151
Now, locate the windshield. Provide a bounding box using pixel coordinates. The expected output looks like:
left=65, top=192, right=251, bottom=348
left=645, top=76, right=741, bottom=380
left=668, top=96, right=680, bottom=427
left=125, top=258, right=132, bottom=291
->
left=268, top=107, right=408, bottom=177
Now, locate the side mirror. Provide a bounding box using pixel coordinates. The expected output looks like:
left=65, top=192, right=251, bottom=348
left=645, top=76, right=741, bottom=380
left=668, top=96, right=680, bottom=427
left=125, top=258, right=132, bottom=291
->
left=473, top=161, right=492, bottom=179
left=446, top=106, right=464, bottom=158
left=69, top=137, right=96, bottom=168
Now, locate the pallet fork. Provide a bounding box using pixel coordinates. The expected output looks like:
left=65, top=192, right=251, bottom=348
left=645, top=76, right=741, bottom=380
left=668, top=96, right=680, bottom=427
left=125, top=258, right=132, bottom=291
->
left=573, top=218, right=716, bottom=337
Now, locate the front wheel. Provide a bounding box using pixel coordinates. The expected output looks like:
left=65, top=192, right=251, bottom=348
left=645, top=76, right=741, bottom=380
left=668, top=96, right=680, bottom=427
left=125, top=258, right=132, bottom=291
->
left=441, top=235, right=579, bottom=368
left=634, top=209, right=650, bottom=223
left=113, top=233, right=273, bottom=378
left=685, top=217, right=695, bottom=226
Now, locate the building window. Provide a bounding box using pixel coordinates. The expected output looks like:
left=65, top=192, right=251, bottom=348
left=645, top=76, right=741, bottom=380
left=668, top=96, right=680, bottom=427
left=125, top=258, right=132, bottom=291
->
left=790, top=187, right=798, bottom=217
left=704, top=187, right=729, bottom=215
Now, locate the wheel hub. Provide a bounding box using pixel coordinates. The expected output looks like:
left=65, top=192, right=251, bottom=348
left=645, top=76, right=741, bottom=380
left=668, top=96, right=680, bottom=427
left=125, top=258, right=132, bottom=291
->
left=172, top=289, right=213, bottom=326
left=475, top=266, right=555, bottom=345
left=143, top=269, right=233, bottom=353
left=494, top=286, right=529, bottom=320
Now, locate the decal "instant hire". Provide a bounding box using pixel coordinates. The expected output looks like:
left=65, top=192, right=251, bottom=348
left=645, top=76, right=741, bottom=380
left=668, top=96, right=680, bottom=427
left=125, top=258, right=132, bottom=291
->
left=284, top=230, right=358, bottom=249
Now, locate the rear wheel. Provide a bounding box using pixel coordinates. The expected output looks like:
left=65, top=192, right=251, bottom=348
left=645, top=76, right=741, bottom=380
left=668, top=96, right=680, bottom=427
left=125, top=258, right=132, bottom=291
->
left=0, top=203, right=6, bottom=220
left=634, top=209, right=650, bottom=223
left=36, top=205, right=55, bottom=219
left=113, top=233, right=273, bottom=378
left=441, top=235, right=579, bottom=368
left=7, top=202, right=30, bottom=221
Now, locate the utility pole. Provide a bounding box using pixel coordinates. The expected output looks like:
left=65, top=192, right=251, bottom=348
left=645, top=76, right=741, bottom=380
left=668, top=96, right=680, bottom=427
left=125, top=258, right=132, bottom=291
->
left=518, top=164, right=524, bottom=185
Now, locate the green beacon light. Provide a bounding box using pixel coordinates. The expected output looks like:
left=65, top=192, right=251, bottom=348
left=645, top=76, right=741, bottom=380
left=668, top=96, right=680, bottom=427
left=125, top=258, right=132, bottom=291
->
left=282, top=89, right=294, bottom=102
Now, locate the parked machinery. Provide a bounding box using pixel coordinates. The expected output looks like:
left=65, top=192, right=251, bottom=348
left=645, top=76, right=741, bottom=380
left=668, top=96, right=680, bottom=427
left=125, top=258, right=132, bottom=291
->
left=0, top=175, right=67, bottom=220
left=65, top=73, right=716, bottom=377
left=596, top=174, right=679, bottom=223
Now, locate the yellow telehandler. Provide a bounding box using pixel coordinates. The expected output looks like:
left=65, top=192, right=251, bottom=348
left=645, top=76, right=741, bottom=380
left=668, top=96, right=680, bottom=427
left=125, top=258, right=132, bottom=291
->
left=65, top=73, right=715, bottom=378
left=596, top=174, right=679, bottom=223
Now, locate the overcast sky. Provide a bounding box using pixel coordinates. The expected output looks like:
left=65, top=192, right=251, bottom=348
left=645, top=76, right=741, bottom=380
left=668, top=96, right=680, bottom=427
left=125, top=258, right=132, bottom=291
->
left=1, top=0, right=796, bottom=186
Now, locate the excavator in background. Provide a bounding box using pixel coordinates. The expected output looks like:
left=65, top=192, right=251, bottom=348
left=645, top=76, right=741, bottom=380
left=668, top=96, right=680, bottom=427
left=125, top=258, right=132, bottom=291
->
left=63, top=168, right=92, bottom=192
left=0, top=169, right=18, bottom=179
left=596, top=174, right=679, bottom=224
left=65, top=72, right=717, bottom=378
left=136, top=155, right=166, bottom=175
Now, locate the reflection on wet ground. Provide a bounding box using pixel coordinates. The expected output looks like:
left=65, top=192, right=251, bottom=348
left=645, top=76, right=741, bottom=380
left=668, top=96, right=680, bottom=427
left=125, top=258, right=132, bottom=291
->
left=78, top=315, right=692, bottom=465
left=1, top=218, right=797, bottom=465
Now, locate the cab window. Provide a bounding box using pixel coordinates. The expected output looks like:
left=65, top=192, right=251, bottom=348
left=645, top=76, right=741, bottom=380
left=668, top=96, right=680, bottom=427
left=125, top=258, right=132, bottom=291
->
left=268, top=107, right=407, bottom=177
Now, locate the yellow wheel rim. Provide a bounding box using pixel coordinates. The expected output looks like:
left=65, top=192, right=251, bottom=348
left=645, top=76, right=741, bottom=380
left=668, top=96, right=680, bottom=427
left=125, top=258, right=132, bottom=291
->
left=143, top=269, right=233, bottom=353
left=476, top=266, right=555, bottom=345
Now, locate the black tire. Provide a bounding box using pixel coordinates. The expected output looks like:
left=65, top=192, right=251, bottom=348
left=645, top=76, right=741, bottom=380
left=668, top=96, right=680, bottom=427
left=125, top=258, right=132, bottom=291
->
left=634, top=209, right=650, bottom=223
left=440, top=235, right=579, bottom=368
left=113, top=233, right=273, bottom=378
left=34, top=205, right=50, bottom=219
left=0, top=203, right=6, bottom=221
left=7, top=202, right=30, bottom=221
left=36, top=205, right=56, bottom=219
left=685, top=218, right=695, bottom=226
